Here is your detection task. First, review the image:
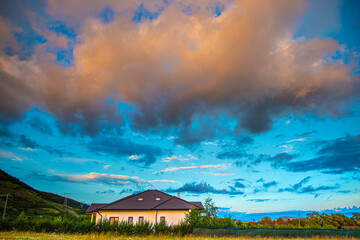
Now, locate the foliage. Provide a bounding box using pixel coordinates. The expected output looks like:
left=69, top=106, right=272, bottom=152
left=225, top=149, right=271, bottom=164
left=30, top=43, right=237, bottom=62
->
left=203, top=196, right=218, bottom=219
left=0, top=210, right=359, bottom=237
left=259, top=216, right=272, bottom=223
left=0, top=169, right=87, bottom=218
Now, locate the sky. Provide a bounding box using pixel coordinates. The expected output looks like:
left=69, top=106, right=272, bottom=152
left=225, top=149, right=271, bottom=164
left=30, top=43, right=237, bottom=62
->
left=0, top=0, right=359, bottom=220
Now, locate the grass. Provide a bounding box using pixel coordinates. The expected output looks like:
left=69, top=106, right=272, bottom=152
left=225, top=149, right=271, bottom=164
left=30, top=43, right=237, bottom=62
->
left=0, top=232, right=358, bottom=240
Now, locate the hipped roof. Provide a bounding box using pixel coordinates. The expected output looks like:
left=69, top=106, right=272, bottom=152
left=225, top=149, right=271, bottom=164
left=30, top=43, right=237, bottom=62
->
left=86, top=189, right=204, bottom=213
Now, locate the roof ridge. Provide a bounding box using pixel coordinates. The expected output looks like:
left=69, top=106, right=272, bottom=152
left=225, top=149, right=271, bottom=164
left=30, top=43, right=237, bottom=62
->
left=151, top=196, right=175, bottom=209
left=153, top=189, right=178, bottom=198
left=98, top=190, right=150, bottom=210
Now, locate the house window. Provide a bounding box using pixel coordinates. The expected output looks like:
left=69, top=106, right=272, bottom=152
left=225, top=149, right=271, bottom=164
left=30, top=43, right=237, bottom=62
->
left=110, top=217, right=119, bottom=224
left=128, top=217, right=133, bottom=224
left=160, top=216, right=165, bottom=224
left=138, top=198, right=143, bottom=201
left=156, top=198, right=161, bottom=201
left=138, top=216, right=144, bottom=223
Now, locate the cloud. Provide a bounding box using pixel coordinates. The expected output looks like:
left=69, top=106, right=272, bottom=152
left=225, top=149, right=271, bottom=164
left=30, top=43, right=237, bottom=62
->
left=247, top=199, right=271, bottom=202
left=263, top=181, right=278, bottom=189
left=166, top=181, right=244, bottom=195
left=161, top=154, right=197, bottom=162
left=119, top=188, right=133, bottom=195
left=96, top=189, right=115, bottom=194
left=204, top=172, right=233, bottom=176
left=31, top=171, right=176, bottom=186
left=233, top=181, right=245, bottom=189
left=234, top=178, right=246, bottom=182
left=18, top=135, right=73, bottom=157
left=284, top=135, right=360, bottom=174
left=0, top=0, right=358, bottom=142
left=253, top=153, right=296, bottom=168
left=0, top=149, right=23, bottom=161
left=27, top=116, right=53, bottom=135
left=279, top=176, right=338, bottom=194
left=158, top=164, right=229, bottom=173
left=286, top=138, right=307, bottom=143
left=88, top=136, right=163, bottom=166
left=216, top=136, right=254, bottom=159
left=217, top=150, right=247, bottom=160
left=56, top=157, right=101, bottom=164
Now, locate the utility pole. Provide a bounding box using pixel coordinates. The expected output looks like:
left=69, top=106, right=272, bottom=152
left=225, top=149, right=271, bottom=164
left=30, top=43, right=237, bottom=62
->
left=63, top=193, right=72, bottom=220
left=0, top=193, right=13, bottom=219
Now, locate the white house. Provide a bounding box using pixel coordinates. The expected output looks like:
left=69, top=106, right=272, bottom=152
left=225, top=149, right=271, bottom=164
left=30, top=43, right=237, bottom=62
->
left=86, top=189, right=204, bottom=225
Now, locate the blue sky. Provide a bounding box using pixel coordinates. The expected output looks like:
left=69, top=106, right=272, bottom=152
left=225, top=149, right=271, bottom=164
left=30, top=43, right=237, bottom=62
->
left=0, top=0, right=359, bottom=220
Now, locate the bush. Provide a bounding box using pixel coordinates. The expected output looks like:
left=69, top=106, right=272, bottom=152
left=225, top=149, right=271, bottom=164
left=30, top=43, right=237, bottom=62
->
left=134, top=220, right=153, bottom=235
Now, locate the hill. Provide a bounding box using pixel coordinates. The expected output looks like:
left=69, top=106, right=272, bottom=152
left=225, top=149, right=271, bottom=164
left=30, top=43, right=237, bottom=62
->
left=0, top=169, right=88, bottom=218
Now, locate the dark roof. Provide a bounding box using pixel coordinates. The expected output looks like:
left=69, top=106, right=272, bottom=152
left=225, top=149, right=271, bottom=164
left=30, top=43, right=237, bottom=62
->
left=189, top=201, right=204, bottom=209
left=86, top=203, right=107, bottom=213
left=86, top=190, right=204, bottom=212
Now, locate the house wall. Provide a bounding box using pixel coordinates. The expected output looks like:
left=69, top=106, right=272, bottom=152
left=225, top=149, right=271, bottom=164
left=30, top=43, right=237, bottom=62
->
left=93, top=210, right=189, bottom=225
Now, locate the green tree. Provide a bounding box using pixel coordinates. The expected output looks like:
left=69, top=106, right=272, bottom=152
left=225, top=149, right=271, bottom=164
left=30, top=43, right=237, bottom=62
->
left=184, top=206, right=202, bottom=229
left=204, top=196, right=218, bottom=219
left=259, top=216, right=272, bottom=223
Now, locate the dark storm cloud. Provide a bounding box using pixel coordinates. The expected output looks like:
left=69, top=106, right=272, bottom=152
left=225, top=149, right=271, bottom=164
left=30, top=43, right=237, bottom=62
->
left=284, top=135, right=360, bottom=174
left=166, top=182, right=244, bottom=195
left=27, top=117, right=53, bottom=135
left=88, top=136, right=164, bottom=166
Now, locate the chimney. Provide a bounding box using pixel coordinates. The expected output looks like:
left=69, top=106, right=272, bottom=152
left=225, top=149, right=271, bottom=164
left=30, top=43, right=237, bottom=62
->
left=177, top=193, right=180, bottom=198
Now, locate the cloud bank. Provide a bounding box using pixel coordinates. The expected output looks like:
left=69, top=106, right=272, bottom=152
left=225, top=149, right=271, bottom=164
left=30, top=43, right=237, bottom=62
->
left=0, top=0, right=359, bottom=144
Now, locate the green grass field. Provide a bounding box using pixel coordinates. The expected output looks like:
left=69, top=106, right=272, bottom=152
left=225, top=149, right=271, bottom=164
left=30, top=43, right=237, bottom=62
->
left=0, top=232, right=357, bottom=240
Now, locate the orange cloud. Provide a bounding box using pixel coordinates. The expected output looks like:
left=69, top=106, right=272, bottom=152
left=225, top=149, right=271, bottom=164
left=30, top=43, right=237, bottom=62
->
left=0, top=0, right=358, bottom=140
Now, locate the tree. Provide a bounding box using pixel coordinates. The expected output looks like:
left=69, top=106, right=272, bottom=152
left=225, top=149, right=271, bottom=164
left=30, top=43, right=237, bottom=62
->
left=184, top=206, right=202, bottom=229
left=259, top=216, right=272, bottom=223
left=204, top=196, right=218, bottom=219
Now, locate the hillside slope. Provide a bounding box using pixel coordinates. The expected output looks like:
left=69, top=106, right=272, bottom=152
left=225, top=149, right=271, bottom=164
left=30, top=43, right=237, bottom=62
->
left=0, top=169, right=88, bottom=218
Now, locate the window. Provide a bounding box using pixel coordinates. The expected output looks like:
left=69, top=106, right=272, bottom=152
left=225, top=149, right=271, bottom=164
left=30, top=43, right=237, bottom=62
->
left=109, top=217, right=119, bottom=224
left=156, top=197, right=161, bottom=201
left=138, top=198, right=143, bottom=201
left=160, top=216, right=165, bottom=224
left=128, top=217, right=133, bottom=224
left=138, top=216, right=144, bottom=223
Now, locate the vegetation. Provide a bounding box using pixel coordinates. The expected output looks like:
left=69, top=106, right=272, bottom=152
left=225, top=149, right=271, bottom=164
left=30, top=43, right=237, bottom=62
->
left=0, top=169, right=88, bottom=217
left=0, top=170, right=359, bottom=238
left=0, top=231, right=357, bottom=240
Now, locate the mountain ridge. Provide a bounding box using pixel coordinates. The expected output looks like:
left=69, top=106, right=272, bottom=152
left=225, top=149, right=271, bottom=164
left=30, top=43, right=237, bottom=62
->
left=0, top=169, right=88, bottom=218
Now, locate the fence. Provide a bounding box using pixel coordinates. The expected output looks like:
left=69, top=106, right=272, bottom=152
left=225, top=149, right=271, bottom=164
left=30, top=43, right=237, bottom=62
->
left=193, top=228, right=360, bottom=238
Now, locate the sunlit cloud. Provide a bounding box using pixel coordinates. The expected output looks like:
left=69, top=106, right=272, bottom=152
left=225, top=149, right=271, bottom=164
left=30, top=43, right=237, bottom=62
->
left=203, top=172, right=234, bottom=176
left=0, top=149, right=23, bottom=161
left=286, top=138, right=307, bottom=143
left=158, top=164, right=230, bottom=173
left=161, top=154, right=197, bottom=162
